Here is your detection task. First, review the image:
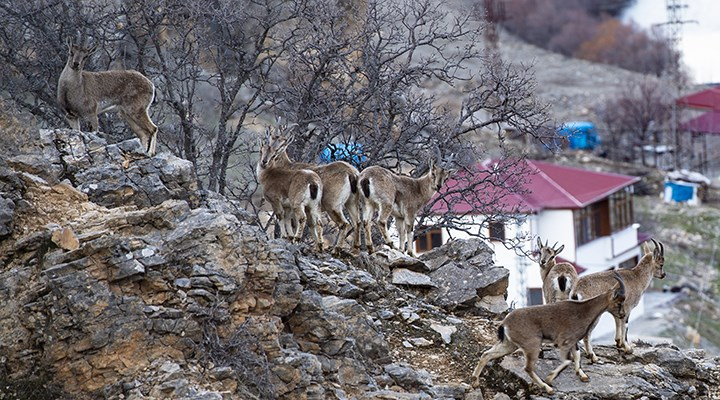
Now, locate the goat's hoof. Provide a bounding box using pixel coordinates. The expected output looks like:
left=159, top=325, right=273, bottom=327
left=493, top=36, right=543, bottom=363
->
left=622, top=346, right=634, bottom=354
left=543, top=386, right=555, bottom=395
left=471, top=378, right=480, bottom=389
left=580, top=375, right=590, bottom=382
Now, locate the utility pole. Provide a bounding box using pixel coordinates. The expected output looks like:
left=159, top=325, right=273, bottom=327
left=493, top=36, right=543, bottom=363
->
left=656, top=0, right=695, bottom=170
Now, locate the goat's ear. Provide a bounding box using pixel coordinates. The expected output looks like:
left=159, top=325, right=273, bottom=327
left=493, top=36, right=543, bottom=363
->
left=641, top=240, right=652, bottom=255
left=556, top=244, right=564, bottom=255
left=66, top=37, right=73, bottom=49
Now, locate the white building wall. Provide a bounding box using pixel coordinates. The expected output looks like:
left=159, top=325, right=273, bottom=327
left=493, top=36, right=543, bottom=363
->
left=418, top=210, right=644, bottom=337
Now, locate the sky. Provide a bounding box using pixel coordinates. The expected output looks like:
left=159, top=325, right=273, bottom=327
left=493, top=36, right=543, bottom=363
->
left=624, top=0, right=720, bottom=84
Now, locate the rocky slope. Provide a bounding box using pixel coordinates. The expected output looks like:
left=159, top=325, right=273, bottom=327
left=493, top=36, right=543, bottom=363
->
left=1, top=130, right=719, bottom=399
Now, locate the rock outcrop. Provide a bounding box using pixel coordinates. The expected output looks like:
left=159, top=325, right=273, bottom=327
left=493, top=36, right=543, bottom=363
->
left=0, top=130, right=718, bottom=399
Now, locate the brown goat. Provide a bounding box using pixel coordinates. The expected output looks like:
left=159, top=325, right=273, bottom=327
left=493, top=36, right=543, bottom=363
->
left=570, top=238, right=665, bottom=362
left=472, top=272, right=626, bottom=394
left=537, top=238, right=579, bottom=304
left=358, top=162, right=451, bottom=257
left=256, top=131, right=324, bottom=250
left=57, top=38, right=158, bottom=156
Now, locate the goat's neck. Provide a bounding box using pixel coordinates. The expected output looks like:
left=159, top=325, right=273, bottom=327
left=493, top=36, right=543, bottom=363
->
left=627, top=254, right=655, bottom=288
left=276, top=151, right=293, bottom=168
left=416, top=171, right=436, bottom=200
left=539, top=258, right=555, bottom=280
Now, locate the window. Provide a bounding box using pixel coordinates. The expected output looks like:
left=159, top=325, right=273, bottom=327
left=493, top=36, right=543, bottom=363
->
left=574, top=187, right=635, bottom=246
left=574, top=200, right=610, bottom=245
left=609, top=187, right=634, bottom=232
left=488, top=221, right=505, bottom=241
left=527, top=288, right=544, bottom=305
left=415, top=227, right=443, bottom=253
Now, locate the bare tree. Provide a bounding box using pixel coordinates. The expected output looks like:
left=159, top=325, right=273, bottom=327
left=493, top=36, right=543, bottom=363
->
left=0, top=0, right=557, bottom=249
left=595, top=79, right=673, bottom=167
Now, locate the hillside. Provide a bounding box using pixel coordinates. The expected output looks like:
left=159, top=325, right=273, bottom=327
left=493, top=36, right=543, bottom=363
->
left=1, top=129, right=719, bottom=399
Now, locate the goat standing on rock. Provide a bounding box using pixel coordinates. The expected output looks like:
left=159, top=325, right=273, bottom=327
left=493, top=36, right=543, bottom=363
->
left=264, top=131, right=361, bottom=253
left=471, top=272, right=627, bottom=395
left=537, top=238, right=578, bottom=304
left=256, top=131, right=324, bottom=251
left=57, top=38, right=158, bottom=156
left=358, top=161, right=452, bottom=257
left=570, top=238, right=665, bottom=363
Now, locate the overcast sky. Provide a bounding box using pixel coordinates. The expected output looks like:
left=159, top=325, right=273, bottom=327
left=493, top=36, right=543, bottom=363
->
left=624, top=0, right=720, bottom=84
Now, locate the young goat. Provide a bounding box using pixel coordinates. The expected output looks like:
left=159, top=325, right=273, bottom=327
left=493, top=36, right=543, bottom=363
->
left=570, top=239, right=665, bottom=362
left=266, top=132, right=361, bottom=252
left=358, top=162, right=451, bottom=257
left=256, top=132, right=324, bottom=250
left=537, top=238, right=578, bottom=304
left=472, top=272, right=626, bottom=394
left=57, top=38, right=158, bottom=156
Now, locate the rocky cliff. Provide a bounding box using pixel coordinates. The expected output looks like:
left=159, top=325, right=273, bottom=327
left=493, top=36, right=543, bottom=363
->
left=1, top=131, right=718, bottom=399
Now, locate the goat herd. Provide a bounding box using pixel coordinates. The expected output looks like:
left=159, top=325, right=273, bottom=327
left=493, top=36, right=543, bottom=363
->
left=57, top=37, right=669, bottom=395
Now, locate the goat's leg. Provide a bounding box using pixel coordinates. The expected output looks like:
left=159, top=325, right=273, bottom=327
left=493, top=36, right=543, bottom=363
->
left=294, top=207, right=307, bottom=244
left=406, top=221, right=416, bottom=257
left=361, top=204, right=375, bottom=253
left=329, top=209, right=349, bottom=251
left=308, top=206, right=324, bottom=252
left=582, top=335, right=599, bottom=364
left=122, top=109, right=156, bottom=156
left=572, top=346, right=589, bottom=382
left=396, top=217, right=406, bottom=254
left=522, top=347, right=555, bottom=394
left=345, top=196, right=361, bottom=251
left=270, top=204, right=287, bottom=239
left=376, top=206, right=395, bottom=249
left=471, top=340, right=518, bottom=388
left=89, top=115, right=100, bottom=132
left=546, top=345, right=574, bottom=385
left=66, top=116, right=81, bottom=131
left=582, top=318, right=601, bottom=363
left=619, top=316, right=633, bottom=354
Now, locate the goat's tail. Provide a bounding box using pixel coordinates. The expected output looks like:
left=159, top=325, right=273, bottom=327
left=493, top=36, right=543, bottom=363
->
left=309, top=183, right=319, bottom=200
left=557, top=276, right=568, bottom=292
left=360, top=178, right=371, bottom=198
left=349, top=174, right=359, bottom=194
left=497, top=325, right=505, bottom=342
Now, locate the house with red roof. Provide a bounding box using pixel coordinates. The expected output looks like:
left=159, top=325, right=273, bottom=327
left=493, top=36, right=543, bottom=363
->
left=420, top=158, right=643, bottom=311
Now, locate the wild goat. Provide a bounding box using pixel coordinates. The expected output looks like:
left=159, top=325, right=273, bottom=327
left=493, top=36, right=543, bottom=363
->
left=471, top=272, right=626, bottom=395
left=256, top=131, right=324, bottom=251
left=265, top=132, right=361, bottom=252
left=570, top=238, right=665, bottom=362
left=57, top=38, right=158, bottom=156
left=537, top=238, right=579, bottom=303
left=358, top=162, right=452, bottom=257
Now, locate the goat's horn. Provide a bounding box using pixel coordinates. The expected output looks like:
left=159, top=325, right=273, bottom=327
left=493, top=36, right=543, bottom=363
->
left=659, top=241, right=664, bottom=256
left=552, top=241, right=558, bottom=250
left=650, top=238, right=660, bottom=256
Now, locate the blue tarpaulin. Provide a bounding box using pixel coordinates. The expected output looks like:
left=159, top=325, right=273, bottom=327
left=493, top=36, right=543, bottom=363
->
left=664, top=181, right=695, bottom=202
left=320, top=142, right=366, bottom=167
left=558, top=122, right=599, bottom=150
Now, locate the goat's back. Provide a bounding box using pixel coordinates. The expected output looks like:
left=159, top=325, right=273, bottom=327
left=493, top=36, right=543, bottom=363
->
left=542, top=262, right=578, bottom=303
left=503, top=297, right=608, bottom=345
left=359, top=166, right=396, bottom=204
left=572, top=267, right=644, bottom=311
left=312, top=161, right=359, bottom=199
left=82, top=70, right=154, bottom=105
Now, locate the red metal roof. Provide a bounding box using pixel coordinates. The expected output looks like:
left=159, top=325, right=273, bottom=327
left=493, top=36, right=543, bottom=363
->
left=432, top=159, right=640, bottom=214
left=676, top=86, right=720, bottom=111
left=679, top=111, right=720, bottom=135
